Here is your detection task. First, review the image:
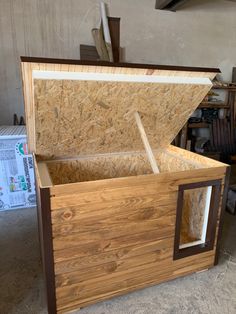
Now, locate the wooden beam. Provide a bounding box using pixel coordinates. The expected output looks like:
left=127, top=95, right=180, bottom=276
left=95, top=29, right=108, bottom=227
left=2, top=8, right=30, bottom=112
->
left=155, top=0, right=173, bottom=9
left=156, top=0, right=189, bottom=11
left=100, top=1, right=113, bottom=62
left=108, top=17, right=120, bottom=62
left=134, top=112, right=160, bottom=174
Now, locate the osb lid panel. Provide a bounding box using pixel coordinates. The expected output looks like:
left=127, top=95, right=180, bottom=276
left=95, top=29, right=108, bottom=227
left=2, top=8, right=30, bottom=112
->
left=21, top=59, right=217, bottom=158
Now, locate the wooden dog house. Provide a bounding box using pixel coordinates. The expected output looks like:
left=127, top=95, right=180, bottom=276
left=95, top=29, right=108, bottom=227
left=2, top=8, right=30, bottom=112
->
left=21, top=57, right=229, bottom=314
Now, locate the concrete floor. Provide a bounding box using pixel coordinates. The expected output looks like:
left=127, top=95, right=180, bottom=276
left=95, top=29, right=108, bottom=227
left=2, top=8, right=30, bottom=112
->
left=0, top=207, right=236, bottom=314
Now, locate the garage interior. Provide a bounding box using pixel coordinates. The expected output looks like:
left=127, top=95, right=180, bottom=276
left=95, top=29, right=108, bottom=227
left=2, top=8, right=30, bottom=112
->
left=0, top=1, right=236, bottom=313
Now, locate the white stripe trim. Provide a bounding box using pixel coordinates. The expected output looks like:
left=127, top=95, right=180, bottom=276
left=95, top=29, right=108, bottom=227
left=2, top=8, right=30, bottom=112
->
left=32, top=70, right=212, bottom=85
left=201, top=186, right=212, bottom=242
left=179, top=240, right=204, bottom=249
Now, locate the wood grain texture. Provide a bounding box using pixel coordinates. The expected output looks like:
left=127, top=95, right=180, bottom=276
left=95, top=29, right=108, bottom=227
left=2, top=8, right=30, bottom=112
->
left=33, top=79, right=211, bottom=158
left=55, top=250, right=215, bottom=312
left=23, top=59, right=219, bottom=77
left=47, top=153, right=152, bottom=185
left=33, top=162, right=226, bottom=313
left=53, top=229, right=175, bottom=264
left=45, top=147, right=226, bottom=186
left=48, top=163, right=226, bottom=312
left=55, top=237, right=173, bottom=275
left=51, top=196, right=175, bottom=226
left=53, top=214, right=175, bottom=249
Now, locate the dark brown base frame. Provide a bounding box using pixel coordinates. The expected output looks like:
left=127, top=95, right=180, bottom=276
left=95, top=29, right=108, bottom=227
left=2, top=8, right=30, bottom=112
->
left=174, top=180, right=222, bottom=260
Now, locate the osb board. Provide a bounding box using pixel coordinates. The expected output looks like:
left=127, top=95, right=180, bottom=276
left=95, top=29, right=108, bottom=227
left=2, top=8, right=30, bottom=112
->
left=46, top=149, right=208, bottom=185
left=21, top=60, right=218, bottom=154
left=180, top=187, right=208, bottom=244
left=47, top=153, right=153, bottom=185
left=33, top=79, right=211, bottom=158
left=46, top=161, right=225, bottom=311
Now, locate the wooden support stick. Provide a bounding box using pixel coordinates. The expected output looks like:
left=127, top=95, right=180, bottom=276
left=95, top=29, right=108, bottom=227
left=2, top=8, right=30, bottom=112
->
left=100, top=1, right=114, bottom=62
left=134, top=111, right=160, bottom=174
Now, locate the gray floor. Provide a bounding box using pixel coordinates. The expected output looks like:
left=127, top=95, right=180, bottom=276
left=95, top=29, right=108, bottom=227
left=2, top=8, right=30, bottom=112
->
left=0, top=207, right=236, bottom=314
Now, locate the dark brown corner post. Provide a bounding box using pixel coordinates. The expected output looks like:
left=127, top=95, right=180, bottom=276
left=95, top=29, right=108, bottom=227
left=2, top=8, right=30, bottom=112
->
left=174, top=179, right=222, bottom=260
left=214, top=166, right=231, bottom=265
left=37, top=187, right=57, bottom=314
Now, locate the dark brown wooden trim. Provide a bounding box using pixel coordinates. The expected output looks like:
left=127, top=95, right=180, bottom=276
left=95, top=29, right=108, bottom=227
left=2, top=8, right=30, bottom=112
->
left=179, top=179, right=221, bottom=191
left=174, top=179, right=222, bottom=260
left=214, top=166, right=231, bottom=265
left=20, top=56, right=220, bottom=74
left=36, top=186, right=57, bottom=314
left=156, top=0, right=189, bottom=11
left=108, top=17, right=120, bottom=62
left=80, top=45, right=100, bottom=61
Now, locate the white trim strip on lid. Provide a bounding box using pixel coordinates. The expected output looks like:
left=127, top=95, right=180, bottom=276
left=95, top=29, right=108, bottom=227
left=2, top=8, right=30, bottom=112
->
left=33, top=70, right=212, bottom=85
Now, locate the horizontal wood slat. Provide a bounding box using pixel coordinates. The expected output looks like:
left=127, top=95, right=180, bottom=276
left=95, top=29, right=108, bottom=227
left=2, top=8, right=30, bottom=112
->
left=53, top=216, right=175, bottom=251
left=51, top=184, right=175, bottom=209
left=52, top=206, right=175, bottom=237
left=55, top=237, right=174, bottom=286
left=55, top=246, right=173, bottom=276
left=51, top=193, right=176, bottom=223
left=56, top=250, right=215, bottom=311
left=57, top=259, right=212, bottom=314
left=53, top=228, right=175, bottom=263
left=50, top=166, right=226, bottom=198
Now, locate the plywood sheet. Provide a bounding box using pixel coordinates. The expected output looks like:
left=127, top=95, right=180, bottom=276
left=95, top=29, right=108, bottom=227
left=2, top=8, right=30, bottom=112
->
left=46, top=148, right=215, bottom=185
left=47, top=153, right=152, bottom=184
left=180, top=187, right=208, bottom=244
left=33, top=79, right=211, bottom=158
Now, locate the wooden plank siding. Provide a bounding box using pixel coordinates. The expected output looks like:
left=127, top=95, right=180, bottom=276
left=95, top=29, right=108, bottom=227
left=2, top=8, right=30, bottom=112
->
left=48, top=166, right=227, bottom=312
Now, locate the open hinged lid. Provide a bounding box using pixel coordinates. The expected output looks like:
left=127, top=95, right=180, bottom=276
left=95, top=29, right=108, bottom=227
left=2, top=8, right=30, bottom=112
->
left=21, top=57, right=219, bottom=159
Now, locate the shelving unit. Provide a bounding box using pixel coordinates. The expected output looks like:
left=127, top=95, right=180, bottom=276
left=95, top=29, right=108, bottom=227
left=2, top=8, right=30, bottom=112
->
left=174, top=73, right=236, bottom=159
left=198, top=102, right=229, bottom=109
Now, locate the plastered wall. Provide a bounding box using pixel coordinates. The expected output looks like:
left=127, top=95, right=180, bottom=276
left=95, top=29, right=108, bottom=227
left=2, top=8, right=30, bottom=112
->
left=0, top=0, right=236, bottom=124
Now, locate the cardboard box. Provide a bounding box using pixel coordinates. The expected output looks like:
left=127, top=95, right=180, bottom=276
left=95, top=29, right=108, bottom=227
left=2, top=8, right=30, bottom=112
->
left=0, top=126, right=36, bottom=210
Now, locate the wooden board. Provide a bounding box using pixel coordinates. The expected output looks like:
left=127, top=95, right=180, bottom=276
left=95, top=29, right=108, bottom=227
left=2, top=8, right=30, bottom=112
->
left=45, top=146, right=226, bottom=185
left=46, top=153, right=153, bottom=185
left=21, top=59, right=217, bottom=158
left=55, top=251, right=215, bottom=312
left=33, top=79, right=211, bottom=158
left=47, top=164, right=226, bottom=312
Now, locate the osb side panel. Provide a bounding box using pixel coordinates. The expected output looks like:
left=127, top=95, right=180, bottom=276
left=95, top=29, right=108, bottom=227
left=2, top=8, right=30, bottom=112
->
left=157, top=151, right=197, bottom=172
left=47, top=154, right=153, bottom=185
left=180, top=187, right=208, bottom=244
left=34, top=79, right=211, bottom=158
left=166, top=145, right=225, bottom=168
left=47, top=150, right=203, bottom=185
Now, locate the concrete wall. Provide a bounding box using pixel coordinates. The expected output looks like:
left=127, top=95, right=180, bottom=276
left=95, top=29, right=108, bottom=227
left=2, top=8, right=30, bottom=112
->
left=0, top=0, right=236, bottom=124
